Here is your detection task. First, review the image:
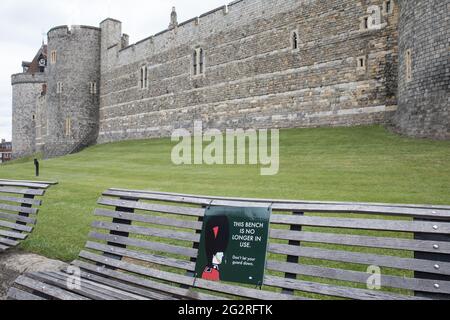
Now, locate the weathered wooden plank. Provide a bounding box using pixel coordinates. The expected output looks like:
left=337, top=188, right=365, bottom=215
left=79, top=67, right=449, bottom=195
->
left=7, top=287, right=45, bottom=300
left=104, top=189, right=450, bottom=219
left=0, top=243, right=9, bottom=251
left=0, top=181, right=51, bottom=189
left=0, top=179, right=57, bottom=186
left=0, top=187, right=45, bottom=196
left=97, top=198, right=204, bottom=217
left=268, top=244, right=450, bottom=276
left=92, top=221, right=201, bottom=243
left=0, top=195, right=42, bottom=206
left=78, top=251, right=306, bottom=300
left=38, top=271, right=148, bottom=300
left=0, top=237, right=19, bottom=247
left=29, top=272, right=116, bottom=300
left=270, top=229, right=450, bottom=254
left=95, top=208, right=203, bottom=230
left=271, top=203, right=450, bottom=220
left=68, top=269, right=178, bottom=300
left=193, top=278, right=306, bottom=301
left=0, top=203, right=37, bottom=215
left=14, top=275, right=88, bottom=300
left=266, top=260, right=450, bottom=294
left=86, top=241, right=196, bottom=271
left=88, top=232, right=198, bottom=258
left=0, top=211, right=36, bottom=225
left=263, top=276, right=424, bottom=300
left=108, top=189, right=450, bottom=211
left=72, top=260, right=223, bottom=300
left=0, top=220, right=33, bottom=233
left=0, top=229, right=27, bottom=240
left=270, top=214, right=450, bottom=235
left=103, top=190, right=212, bottom=206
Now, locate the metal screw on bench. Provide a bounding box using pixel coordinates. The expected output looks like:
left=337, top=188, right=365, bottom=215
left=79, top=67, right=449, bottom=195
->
left=34, top=158, right=39, bottom=177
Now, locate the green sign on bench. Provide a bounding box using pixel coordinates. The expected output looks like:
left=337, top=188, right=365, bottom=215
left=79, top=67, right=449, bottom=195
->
left=195, top=206, right=271, bottom=286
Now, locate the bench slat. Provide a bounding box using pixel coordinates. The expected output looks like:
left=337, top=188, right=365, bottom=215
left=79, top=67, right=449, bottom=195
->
left=67, top=269, right=178, bottom=300
left=269, top=243, right=450, bottom=276
left=0, top=237, right=19, bottom=247
left=0, top=187, right=45, bottom=196
left=103, top=189, right=450, bottom=219
left=39, top=271, right=149, bottom=300
left=7, top=287, right=45, bottom=300
left=92, top=221, right=200, bottom=243
left=14, top=275, right=88, bottom=300
left=78, top=251, right=305, bottom=300
left=270, top=214, right=450, bottom=234
left=72, top=260, right=225, bottom=300
left=0, top=244, right=9, bottom=251
left=263, top=276, right=423, bottom=300
left=89, top=232, right=198, bottom=258
left=270, top=229, right=450, bottom=254
left=266, top=260, right=450, bottom=294
left=0, top=220, right=33, bottom=233
left=0, top=195, right=41, bottom=206
left=29, top=272, right=123, bottom=300
left=108, top=188, right=450, bottom=211
left=0, top=203, right=37, bottom=215
left=0, top=229, right=27, bottom=240
left=85, top=241, right=196, bottom=271
left=0, top=179, right=57, bottom=187
left=0, top=211, right=37, bottom=225
left=95, top=208, right=203, bottom=230
left=97, top=198, right=204, bottom=217
left=0, top=181, right=51, bottom=189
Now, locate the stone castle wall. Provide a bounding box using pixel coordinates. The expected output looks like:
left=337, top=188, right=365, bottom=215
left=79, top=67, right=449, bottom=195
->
left=98, top=0, right=400, bottom=143
left=393, top=0, right=450, bottom=139
left=11, top=0, right=449, bottom=160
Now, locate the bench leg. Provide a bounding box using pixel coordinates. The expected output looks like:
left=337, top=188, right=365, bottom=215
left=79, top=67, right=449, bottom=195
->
left=282, top=211, right=304, bottom=295
left=13, top=193, right=35, bottom=234
left=100, top=197, right=134, bottom=268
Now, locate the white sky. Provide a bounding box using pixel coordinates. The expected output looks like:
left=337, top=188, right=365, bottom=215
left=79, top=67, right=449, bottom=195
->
left=0, top=0, right=227, bottom=141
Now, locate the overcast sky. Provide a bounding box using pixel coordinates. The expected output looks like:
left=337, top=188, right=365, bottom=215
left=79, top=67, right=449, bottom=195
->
left=0, top=0, right=227, bottom=141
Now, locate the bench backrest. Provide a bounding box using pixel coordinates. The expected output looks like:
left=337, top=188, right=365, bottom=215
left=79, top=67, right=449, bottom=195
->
left=0, top=179, right=57, bottom=252
left=77, top=188, right=450, bottom=300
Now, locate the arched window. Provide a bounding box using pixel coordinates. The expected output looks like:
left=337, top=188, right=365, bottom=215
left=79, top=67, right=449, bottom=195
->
left=292, top=31, right=298, bottom=50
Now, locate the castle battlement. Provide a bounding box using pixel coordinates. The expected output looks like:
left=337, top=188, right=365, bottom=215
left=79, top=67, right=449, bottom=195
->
left=11, top=73, right=46, bottom=85
left=10, top=0, right=450, bottom=160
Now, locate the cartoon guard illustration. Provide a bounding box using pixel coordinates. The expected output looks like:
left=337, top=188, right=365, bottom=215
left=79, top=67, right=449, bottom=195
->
left=201, top=215, right=230, bottom=281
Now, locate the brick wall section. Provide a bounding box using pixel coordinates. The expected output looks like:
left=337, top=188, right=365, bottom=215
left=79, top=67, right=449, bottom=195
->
left=98, top=0, right=400, bottom=143
left=393, top=0, right=450, bottom=140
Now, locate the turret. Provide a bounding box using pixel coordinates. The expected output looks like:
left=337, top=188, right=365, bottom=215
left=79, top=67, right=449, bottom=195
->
left=44, top=25, right=101, bottom=157
left=11, top=45, right=47, bottom=159
left=393, top=0, right=450, bottom=139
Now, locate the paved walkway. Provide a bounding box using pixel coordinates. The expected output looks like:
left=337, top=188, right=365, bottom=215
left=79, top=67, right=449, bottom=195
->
left=0, top=251, right=67, bottom=300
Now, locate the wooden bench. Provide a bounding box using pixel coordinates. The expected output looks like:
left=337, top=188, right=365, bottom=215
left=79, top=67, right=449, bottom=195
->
left=7, top=188, right=450, bottom=300
left=0, top=179, right=58, bottom=253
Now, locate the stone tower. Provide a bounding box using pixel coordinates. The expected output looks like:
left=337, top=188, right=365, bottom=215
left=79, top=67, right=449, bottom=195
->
left=44, top=25, right=101, bottom=158
left=11, top=45, right=47, bottom=159
left=393, top=0, right=450, bottom=139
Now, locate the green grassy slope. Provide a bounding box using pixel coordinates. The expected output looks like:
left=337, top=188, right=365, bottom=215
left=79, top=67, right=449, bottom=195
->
left=1, top=125, right=449, bottom=261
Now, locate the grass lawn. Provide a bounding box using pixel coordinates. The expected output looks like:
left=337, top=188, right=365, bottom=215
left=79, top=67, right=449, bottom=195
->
left=1, top=125, right=449, bottom=264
